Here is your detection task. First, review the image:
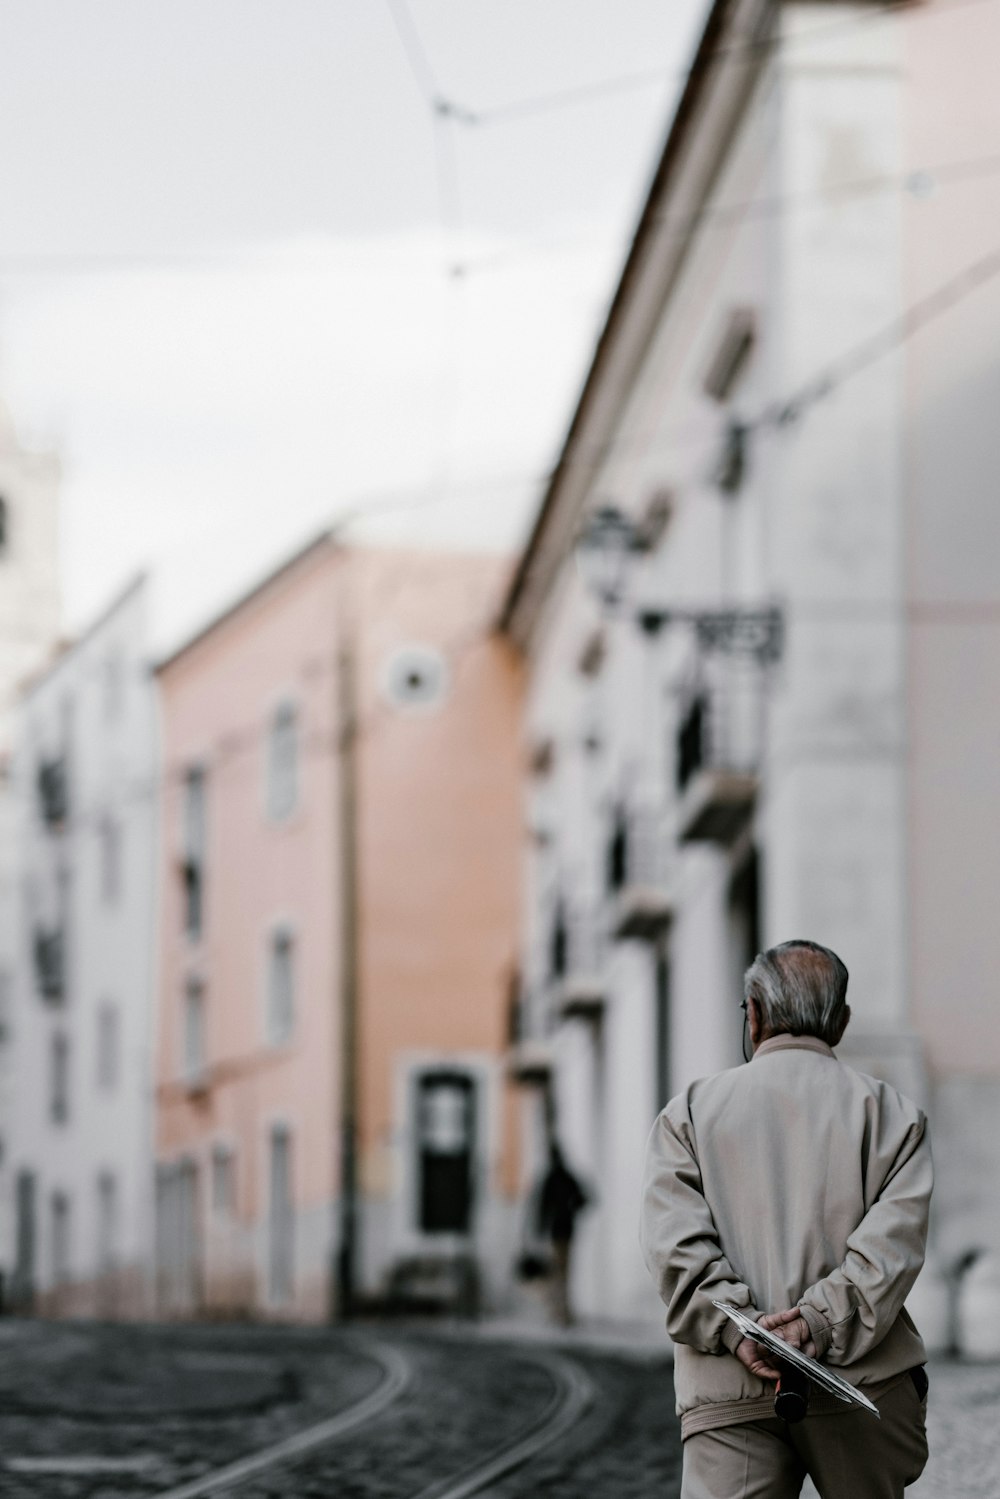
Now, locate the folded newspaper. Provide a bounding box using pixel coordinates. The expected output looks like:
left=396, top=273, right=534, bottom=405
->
left=712, top=1301, right=881, bottom=1418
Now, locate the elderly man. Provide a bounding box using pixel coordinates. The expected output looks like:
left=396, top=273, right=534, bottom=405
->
left=640, top=939, right=931, bottom=1499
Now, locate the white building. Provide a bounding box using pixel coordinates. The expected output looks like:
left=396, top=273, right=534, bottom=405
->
left=0, top=404, right=61, bottom=1299
left=7, top=576, right=158, bottom=1315
left=501, top=0, right=1000, bottom=1341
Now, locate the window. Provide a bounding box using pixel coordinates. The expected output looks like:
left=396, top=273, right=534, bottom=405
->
left=268, top=1125, right=294, bottom=1304
left=0, top=967, right=9, bottom=1047
left=34, top=870, right=69, bottom=1004
left=103, top=649, right=124, bottom=721
left=549, top=904, right=568, bottom=980
left=267, top=930, right=295, bottom=1044
left=183, top=978, right=205, bottom=1081
left=267, top=703, right=298, bottom=820
left=37, top=757, right=69, bottom=826
left=15, top=1171, right=36, bottom=1291
left=606, top=808, right=628, bottom=893
left=714, top=418, right=747, bottom=495
left=212, top=1145, right=235, bottom=1214
left=96, top=1172, right=118, bottom=1274
left=183, top=767, right=206, bottom=858
left=99, top=816, right=121, bottom=904
left=96, top=1002, right=120, bottom=1090
left=703, top=307, right=756, bottom=402
left=51, top=1032, right=70, bottom=1124
left=0, top=494, right=8, bottom=556
left=51, top=1191, right=71, bottom=1285
left=677, top=694, right=708, bottom=791
left=577, top=629, right=606, bottom=678
left=34, top=928, right=64, bottom=1002
left=181, top=769, right=206, bottom=939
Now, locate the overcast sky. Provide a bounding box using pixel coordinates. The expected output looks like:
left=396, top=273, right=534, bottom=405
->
left=0, top=0, right=706, bottom=651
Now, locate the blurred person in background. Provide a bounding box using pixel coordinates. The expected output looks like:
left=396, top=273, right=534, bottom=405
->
left=537, top=1142, right=589, bottom=1326
left=641, top=940, right=931, bottom=1498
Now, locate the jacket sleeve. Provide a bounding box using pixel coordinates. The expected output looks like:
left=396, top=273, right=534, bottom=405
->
left=797, top=1110, right=932, bottom=1366
left=639, top=1100, right=759, bottom=1357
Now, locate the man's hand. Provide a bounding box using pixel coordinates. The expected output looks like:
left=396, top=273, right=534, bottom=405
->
left=757, top=1307, right=817, bottom=1359
left=734, top=1337, right=781, bottom=1382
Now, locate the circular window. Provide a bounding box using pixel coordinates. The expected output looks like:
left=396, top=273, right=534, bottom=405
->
left=382, top=645, right=449, bottom=711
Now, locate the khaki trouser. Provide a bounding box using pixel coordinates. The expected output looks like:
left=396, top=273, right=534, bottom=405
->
left=682, top=1372, right=928, bottom=1499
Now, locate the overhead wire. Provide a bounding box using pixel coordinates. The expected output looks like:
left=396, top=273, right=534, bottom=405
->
left=751, top=238, right=1000, bottom=433
left=384, top=0, right=468, bottom=507
left=60, top=188, right=1000, bottom=838
left=3, top=142, right=1000, bottom=285
left=0, top=247, right=439, bottom=278
left=533, top=219, right=1000, bottom=497
left=8, top=170, right=1000, bottom=668
left=17, top=3, right=1000, bottom=1016
left=7, top=0, right=1000, bottom=688
left=451, top=144, right=1000, bottom=279
left=420, top=0, right=1000, bottom=129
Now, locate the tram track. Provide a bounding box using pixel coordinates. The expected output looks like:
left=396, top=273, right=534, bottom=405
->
left=408, top=1348, right=594, bottom=1499
left=151, top=1339, right=413, bottom=1499
left=149, top=1339, right=594, bottom=1499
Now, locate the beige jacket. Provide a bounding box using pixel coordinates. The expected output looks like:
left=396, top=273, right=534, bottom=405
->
left=640, top=1035, right=932, bottom=1438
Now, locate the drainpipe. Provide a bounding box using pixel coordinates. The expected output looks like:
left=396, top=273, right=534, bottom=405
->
left=334, top=597, right=360, bottom=1320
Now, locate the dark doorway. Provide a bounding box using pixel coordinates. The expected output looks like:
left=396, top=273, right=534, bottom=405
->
left=417, top=1071, right=475, bottom=1234
left=269, top=1126, right=294, bottom=1304
left=13, top=1170, right=36, bottom=1308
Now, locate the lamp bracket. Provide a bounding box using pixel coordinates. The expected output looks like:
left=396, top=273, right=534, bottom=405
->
left=637, top=605, right=783, bottom=664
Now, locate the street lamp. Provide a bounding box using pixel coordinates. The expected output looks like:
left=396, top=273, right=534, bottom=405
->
left=576, top=503, right=783, bottom=665
left=575, top=503, right=642, bottom=610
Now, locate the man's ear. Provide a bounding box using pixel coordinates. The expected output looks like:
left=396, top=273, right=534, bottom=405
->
left=832, top=1004, right=851, bottom=1045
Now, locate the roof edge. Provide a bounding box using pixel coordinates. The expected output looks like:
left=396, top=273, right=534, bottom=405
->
left=21, top=570, right=148, bottom=698
left=155, top=528, right=339, bottom=674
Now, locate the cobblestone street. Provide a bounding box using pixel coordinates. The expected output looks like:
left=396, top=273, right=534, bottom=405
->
left=0, top=1321, right=994, bottom=1497
left=0, top=1320, right=680, bottom=1499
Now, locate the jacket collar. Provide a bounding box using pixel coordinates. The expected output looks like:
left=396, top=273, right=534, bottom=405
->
left=752, top=1034, right=836, bottom=1062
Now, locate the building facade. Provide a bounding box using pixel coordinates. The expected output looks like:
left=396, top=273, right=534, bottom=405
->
left=501, top=0, right=1000, bottom=1340
left=7, top=576, right=158, bottom=1314
left=154, top=539, right=522, bottom=1320
left=0, top=404, right=62, bottom=1297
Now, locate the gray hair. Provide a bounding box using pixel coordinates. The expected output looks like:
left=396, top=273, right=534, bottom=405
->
left=743, top=940, right=849, bottom=1045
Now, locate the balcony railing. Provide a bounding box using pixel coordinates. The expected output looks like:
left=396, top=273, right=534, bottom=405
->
left=505, top=973, right=556, bottom=1085
left=37, top=759, right=69, bottom=828
left=606, top=803, right=673, bottom=940
left=675, top=671, right=762, bottom=845
left=34, top=928, right=65, bottom=1001
left=547, top=902, right=606, bottom=1020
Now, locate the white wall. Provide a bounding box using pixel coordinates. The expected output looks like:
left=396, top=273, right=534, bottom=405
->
left=7, top=577, right=158, bottom=1312
left=509, top=3, right=940, bottom=1327
left=765, top=6, right=908, bottom=1031
left=0, top=408, right=61, bottom=1285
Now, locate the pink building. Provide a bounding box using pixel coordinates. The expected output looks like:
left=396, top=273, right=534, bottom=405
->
left=154, top=537, right=523, bottom=1319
